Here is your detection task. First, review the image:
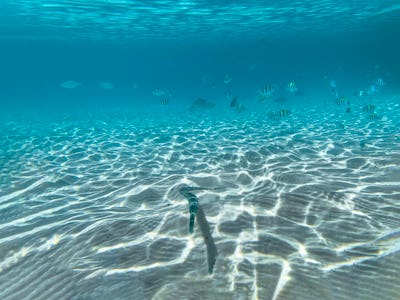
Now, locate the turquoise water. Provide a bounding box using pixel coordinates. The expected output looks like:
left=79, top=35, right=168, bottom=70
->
left=1, top=1, right=400, bottom=300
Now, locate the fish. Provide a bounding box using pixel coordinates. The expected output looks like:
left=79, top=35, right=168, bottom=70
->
left=376, top=78, right=385, bottom=86
left=226, top=91, right=245, bottom=112
left=236, top=103, right=245, bottom=113
left=179, top=187, right=200, bottom=234
left=336, top=96, right=349, bottom=105
left=230, top=97, right=238, bottom=108
left=356, top=84, right=380, bottom=97
left=152, top=88, right=172, bottom=97
left=224, top=74, right=232, bottom=85
left=225, top=90, right=238, bottom=108
left=190, top=98, right=215, bottom=110
left=368, top=113, right=378, bottom=121
left=276, top=108, right=290, bottom=118
left=60, top=80, right=82, bottom=89
left=329, top=79, right=337, bottom=89
left=268, top=109, right=290, bottom=119
left=258, top=85, right=275, bottom=101
left=363, top=104, right=375, bottom=113
left=160, top=97, right=169, bottom=105
left=366, top=84, right=378, bottom=95
left=286, top=81, right=298, bottom=93
left=355, top=90, right=366, bottom=97
left=98, top=81, right=114, bottom=89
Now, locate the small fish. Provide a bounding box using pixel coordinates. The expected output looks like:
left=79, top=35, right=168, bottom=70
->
left=367, top=84, right=378, bottom=95
left=329, top=79, right=337, bottom=89
left=152, top=88, right=171, bottom=97
left=276, top=108, right=290, bottom=118
left=376, top=78, right=385, bottom=86
left=336, top=96, right=349, bottom=105
left=368, top=113, right=378, bottom=121
left=98, top=81, right=114, bottom=89
left=230, top=97, right=238, bottom=108
left=363, top=104, right=375, bottom=113
left=268, top=109, right=290, bottom=119
left=179, top=187, right=199, bottom=234
left=236, top=103, right=245, bottom=113
left=60, top=80, right=82, bottom=89
left=258, top=85, right=275, bottom=101
left=286, top=81, right=298, bottom=93
left=355, top=90, right=365, bottom=97
left=223, top=74, right=232, bottom=85
left=160, top=97, right=169, bottom=105
left=190, top=98, right=215, bottom=110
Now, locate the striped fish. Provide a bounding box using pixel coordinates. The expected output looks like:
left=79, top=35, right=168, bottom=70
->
left=179, top=187, right=200, bottom=234
left=152, top=87, right=171, bottom=97
left=258, top=85, right=275, bottom=101
left=286, top=81, right=298, bottom=93
left=268, top=109, right=290, bottom=119
left=160, top=97, right=169, bottom=105
left=336, top=96, right=349, bottom=105
left=363, top=104, right=375, bottom=113
left=276, top=109, right=290, bottom=118
left=368, top=113, right=378, bottom=121
left=376, top=78, right=385, bottom=86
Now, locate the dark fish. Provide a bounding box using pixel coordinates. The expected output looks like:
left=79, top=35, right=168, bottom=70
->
left=179, top=187, right=199, bottom=234
left=376, top=78, right=385, bottom=86
left=363, top=104, right=375, bottom=113
left=190, top=98, right=215, bottom=110
left=230, top=97, right=238, bottom=108
left=160, top=97, right=169, bottom=105
left=196, top=206, right=218, bottom=274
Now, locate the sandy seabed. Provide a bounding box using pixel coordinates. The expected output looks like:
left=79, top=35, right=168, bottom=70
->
left=1, top=104, right=400, bottom=300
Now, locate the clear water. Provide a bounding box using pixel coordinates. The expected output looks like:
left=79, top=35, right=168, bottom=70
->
left=1, top=1, right=400, bottom=300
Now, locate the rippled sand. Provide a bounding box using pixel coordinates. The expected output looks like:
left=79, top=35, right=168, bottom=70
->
left=1, top=105, right=400, bottom=300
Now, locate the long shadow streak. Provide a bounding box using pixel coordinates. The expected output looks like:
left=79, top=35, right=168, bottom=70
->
left=197, top=205, right=218, bottom=274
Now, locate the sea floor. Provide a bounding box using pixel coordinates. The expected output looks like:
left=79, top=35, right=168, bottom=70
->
left=1, top=101, right=400, bottom=300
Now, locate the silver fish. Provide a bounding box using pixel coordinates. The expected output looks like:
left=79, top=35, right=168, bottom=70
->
left=98, top=81, right=114, bottom=89
left=152, top=87, right=172, bottom=97
left=60, top=80, right=82, bottom=89
left=286, top=81, right=298, bottom=93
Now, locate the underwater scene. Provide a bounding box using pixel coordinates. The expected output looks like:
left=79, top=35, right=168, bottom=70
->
left=1, top=1, right=400, bottom=299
